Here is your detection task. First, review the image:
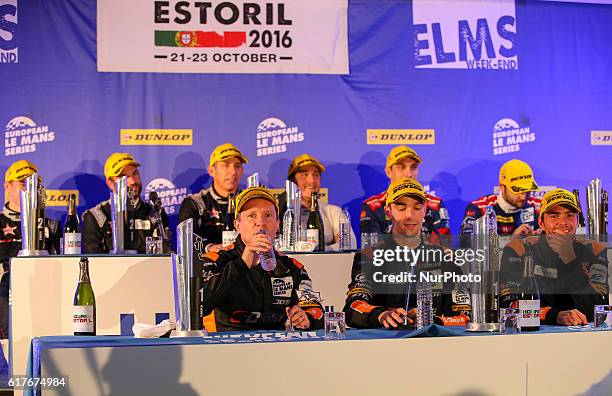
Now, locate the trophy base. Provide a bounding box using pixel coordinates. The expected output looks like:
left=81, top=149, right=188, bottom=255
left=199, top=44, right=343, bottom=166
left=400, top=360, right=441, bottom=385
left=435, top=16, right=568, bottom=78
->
left=111, top=249, right=139, bottom=255
left=17, top=249, right=49, bottom=257
left=170, top=330, right=208, bottom=338
left=466, top=322, right=500, bottom=332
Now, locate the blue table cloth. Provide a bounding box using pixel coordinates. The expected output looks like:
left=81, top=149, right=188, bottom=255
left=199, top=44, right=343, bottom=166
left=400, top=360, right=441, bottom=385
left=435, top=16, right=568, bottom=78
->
left=22, top=323, right=607, bottom=395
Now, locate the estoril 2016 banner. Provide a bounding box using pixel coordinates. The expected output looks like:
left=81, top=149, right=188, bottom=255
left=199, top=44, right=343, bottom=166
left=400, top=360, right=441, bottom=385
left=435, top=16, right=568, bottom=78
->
left=97, top=0, right=349, bottom=74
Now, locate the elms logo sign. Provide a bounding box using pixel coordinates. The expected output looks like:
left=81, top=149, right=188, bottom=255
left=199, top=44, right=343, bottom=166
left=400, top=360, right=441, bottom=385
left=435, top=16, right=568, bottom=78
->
left=413, top=0, right=517, bottom=70
left=0, top=0, right=17, bottom=63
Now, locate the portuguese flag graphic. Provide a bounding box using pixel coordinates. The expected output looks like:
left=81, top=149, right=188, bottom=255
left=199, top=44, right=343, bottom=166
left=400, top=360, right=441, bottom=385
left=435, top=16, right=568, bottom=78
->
left=155, top=31, right=247, bottom=48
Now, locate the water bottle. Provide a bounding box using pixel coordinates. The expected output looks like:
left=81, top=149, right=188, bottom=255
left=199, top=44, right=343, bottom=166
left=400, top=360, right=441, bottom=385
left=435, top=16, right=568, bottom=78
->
left=416, top=279, right=433, bottom=329
left=282, top=208, right=296, bottom=251
left=257, top=229, right=277, bottom=272
left=339, top=207, right=351, bottom=251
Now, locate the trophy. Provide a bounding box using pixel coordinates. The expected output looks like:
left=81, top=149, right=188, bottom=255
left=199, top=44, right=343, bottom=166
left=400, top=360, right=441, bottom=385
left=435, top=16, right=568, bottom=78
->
left=109, top=176, right=128, bottom=254
left=282, top=180, right=300, bottom=251
left=246, top=172, right=260, bottom=188
left=586, top=179, right=608, bottom=240
left=171, top=218, right=207, bottom=337
left=466, top=206, right=500, bottom=332
left=18, top=173, right=48, bottom=256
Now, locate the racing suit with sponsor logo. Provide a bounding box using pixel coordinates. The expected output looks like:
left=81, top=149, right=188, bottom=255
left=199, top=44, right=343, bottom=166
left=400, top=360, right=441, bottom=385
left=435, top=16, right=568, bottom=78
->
left=499, top=236, right=609, bottom=324
left=344, top=238, right=472, bottom=328
left=360, top=191, right=450, bottom=242
left=82, top=199, right=168, bottom=254
left=0, top=204, right=61, bottom=338
left=201, top=235, right=324, bottom=332
left=179, top=186, right=239, bottom=246
left=460, top=194, right=541, bottom=242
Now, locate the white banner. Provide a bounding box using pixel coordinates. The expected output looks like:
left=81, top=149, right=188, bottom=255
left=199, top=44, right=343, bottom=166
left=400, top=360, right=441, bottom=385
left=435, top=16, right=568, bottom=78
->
left=97, top=0, right=349, bottom=74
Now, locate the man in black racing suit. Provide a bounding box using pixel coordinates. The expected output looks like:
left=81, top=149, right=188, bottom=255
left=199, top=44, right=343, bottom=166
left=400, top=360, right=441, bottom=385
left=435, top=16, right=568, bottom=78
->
left=346, top=177, right=471, bottom=329
left=200, top=187, right=324, bottom=332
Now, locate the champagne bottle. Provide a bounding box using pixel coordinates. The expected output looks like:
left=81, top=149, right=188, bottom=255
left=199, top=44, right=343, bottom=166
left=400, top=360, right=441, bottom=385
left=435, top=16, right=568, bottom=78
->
left=73, top=257, right=96, bottom=336
left=572, top=189, right=587, bottom=235
left=222, top=194, right=238, bottom=247
left=306, top=192, right=325, bottom=251
left=518, top=255, right=540, bottom=331
left=63, top=194, right=81, bottom=254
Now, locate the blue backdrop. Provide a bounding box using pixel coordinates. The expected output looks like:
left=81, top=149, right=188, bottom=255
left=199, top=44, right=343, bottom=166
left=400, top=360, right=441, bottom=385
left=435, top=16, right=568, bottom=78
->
left=1, top=0, right=611, bottom=239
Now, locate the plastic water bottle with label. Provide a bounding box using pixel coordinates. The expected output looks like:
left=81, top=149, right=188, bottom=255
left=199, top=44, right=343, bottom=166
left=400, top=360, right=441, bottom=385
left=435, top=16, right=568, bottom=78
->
left=339, top=207, right=351, bottom=251
left=257, top=229, right=276, bottom=272
left=416, top=279, right=433, bottom=329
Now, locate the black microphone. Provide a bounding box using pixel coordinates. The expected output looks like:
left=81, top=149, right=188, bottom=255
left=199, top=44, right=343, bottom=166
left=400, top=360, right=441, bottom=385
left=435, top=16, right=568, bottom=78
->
left=149, top=191, right=162, bottom=210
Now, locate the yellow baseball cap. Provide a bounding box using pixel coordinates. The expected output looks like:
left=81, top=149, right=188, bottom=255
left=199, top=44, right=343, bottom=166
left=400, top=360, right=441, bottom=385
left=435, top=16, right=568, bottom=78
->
left=104, top=153, right=140, bottom=180
left=234, top=187, right=279, bottom=215
left=540, top=188, right=581, bottom=216
left=209, top=143, right=249, bottom=168
left=386, top=146, right=423, bottom=170
left=288, top=154, right=326, bottom=178
left=5, top=159, right=38, bottom=182
left=499, top=159, right=539, bottom=193
left=386, top=177, right=427, bottom=206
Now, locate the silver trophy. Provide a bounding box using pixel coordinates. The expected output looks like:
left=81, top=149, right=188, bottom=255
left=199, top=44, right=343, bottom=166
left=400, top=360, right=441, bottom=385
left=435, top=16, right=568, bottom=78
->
left=171, top=218, right=206, bottom=337
left=586, top=178, right=608, bottom=240
left=295, top=189, right=303, bottom=242
left=466, top=206, right=500, bottom=332
left=282, top=180, right=298, bottom=251
left=110, top=176, right=128, bottom=254
left=246, top=172, right=260, bottom=188
left=18, top=173, right=49, bottom=256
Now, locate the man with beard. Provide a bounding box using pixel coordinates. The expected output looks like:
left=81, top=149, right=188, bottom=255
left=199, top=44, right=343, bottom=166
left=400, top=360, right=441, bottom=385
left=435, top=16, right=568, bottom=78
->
left=360, top=146, right=450, bottom=244
left=278, top=153, right=356, bottom=250
left=345, top=177, right=470, bottom=329
left=82, top=153, right=169, bottom=253
left=179, top=143, right=248, bottom=253
left=461, top=159, right=541, bottom=243
left=500, top=188, right=608, bottom=325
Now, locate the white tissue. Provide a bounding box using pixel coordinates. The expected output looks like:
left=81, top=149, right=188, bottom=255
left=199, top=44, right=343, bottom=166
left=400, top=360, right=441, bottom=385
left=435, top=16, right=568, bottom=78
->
left=132, top=319, right=176, bottom=338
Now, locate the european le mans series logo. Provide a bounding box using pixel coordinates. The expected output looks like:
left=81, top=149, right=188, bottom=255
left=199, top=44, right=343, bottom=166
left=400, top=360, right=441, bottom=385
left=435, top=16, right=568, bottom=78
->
left=492, top=118, right=535, bottom=155
left=413, top=0, right=517, bottom=70
left=367, top=129, right=435, bottom=145
left=4, top=116, right=56, bottom=156
left=0, top=0, right=17, bottom=64
left=120, top=129, right=192, bottom=146
left=256, top=117, right=303, bottom=157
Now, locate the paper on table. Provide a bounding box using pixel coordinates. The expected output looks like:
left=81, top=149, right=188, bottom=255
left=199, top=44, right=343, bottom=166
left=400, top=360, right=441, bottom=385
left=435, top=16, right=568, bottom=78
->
left=133, top=319, right=176, bottom=338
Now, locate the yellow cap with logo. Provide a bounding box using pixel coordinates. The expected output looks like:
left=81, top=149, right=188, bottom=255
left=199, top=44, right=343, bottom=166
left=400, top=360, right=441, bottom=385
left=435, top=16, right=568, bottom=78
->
left=499, top=159, right=539, bottom=193
left=386, top=177, right=428, bottom=206
left=288, top=154, right=326, bottom=178
left=386, top=145, right=423, bottom=170
left=540, top=188, right=581, bottom=216
left=5, top=159, right=38, bottom=182
left=104, top=153, right=141, bottom=180
left=209, top=143, right=249, bottom=168
left=234, top=186, right=279, bottom=215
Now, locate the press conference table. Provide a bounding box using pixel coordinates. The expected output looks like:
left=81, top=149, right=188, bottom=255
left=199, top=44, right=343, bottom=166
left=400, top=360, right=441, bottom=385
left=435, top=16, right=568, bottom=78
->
left=26, top=325, right=612, bottom=396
